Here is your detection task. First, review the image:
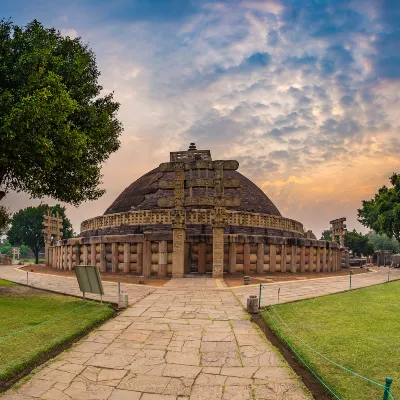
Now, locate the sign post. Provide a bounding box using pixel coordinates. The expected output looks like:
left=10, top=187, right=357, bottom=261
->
left=74, top=265, right=104, bottom=303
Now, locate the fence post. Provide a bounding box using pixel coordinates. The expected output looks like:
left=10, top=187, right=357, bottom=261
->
left=258, top=284, right=262, bottom=308
left=278, top=288, right=280, bottom=303
left=383, top=377, right=392, bottom=400
left=350, top=270, right=352, bottom=290
left=26, top=271, right=28, bottom=286
left=388, top=270, right=390, bottom=283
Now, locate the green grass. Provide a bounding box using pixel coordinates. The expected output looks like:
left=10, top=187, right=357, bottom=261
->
left=0, top=280, right=16, bottom=287
left=262, top=281, right=400, bottom=400
left=0, top=284, right=114, bottom=386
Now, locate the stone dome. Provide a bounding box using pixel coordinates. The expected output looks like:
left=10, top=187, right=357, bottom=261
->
left=104, top=167, right=281, bottom=216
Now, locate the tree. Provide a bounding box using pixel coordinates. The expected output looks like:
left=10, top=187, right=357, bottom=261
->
left=7, top=204, right=73, bottom=263
left=344, top=230, right=375, bottom=257
left=320, top=230, right=331, bottom=241
left=0, top=19, right=122, bottom=205
left=367, top=232, right=400, bottom=254
left=358, top=173, right=400, bottom=241
left=0, top=205, right=11, bottom=235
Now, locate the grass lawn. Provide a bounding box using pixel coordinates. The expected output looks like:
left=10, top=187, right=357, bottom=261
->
left=0, top=279, right=114, bottom=389
left=262, top=281, right=400, bottom=400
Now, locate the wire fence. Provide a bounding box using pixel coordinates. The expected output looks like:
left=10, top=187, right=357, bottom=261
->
left=258, top=275, right=399, bottom=400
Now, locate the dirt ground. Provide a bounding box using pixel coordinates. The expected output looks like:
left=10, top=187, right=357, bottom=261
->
left=224, top=267, right=370, bottom=287
left=20, top=265, right=169, bottom=287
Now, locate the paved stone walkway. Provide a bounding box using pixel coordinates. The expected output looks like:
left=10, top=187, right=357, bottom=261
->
left=233, top=267, right=400, bottom=308
left=0, top=266, right=154, bottom=305
left=1, top=278, right=310, bottom=400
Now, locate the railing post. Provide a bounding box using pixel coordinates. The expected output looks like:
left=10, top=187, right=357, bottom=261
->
left=258, top=284, right=262, bottom=308
left=383, top=377, right=392, bottom=400
left=278, top=288, right=280, bottom=303
left=388, top=270, right=390, bottom=283
left=350, top=270, right=352, bottom=290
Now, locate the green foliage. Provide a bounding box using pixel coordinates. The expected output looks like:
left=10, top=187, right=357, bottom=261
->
left=0, top=240, right=29, bottom=257
left=358, top=173, right=400, bottom=241
left=320, top=230, right=331, bottom=241
left=0, top=19, right=122, bottom=205
left=7, top=204, right=73, bottom=263
left=344, top=229, right=375, bottom=257
left=367, top=232, right=400, bottom=254
left=0, top=205, right=11, bottom=235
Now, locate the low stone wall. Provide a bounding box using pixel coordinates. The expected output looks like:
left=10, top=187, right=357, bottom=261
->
left=49, top=234, right=341, bottom=276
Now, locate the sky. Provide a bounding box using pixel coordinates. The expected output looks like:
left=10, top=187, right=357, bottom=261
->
left=2, top=0, right=400, bottom=238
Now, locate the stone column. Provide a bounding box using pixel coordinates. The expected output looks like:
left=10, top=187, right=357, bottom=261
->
left=309, top=247, right=314, bottom=273
left=158, top=240, right=168, bottom=278
left=316, top=247, right=321, bottom=272
left=281, top=244, right=287, bottom=273
left=143, top=239, right=152, bottom=277
left=91, top=243, right=96, bottom=267
left=44, top=241, right=50, bottom=266
left=82, top=245, right=88, bottom=265
left=63, top=246, right=68, bottom=270
left=256, top=243, right=264, bottom=274
left=172, top=209, right=185, bottom=278
left=212, top=226, right=224, bottom=278
left=243, top=243, right=251, bottom=275
left=300, top=245, right=306, bottom=272
left=99, top=243, right=107, bottom=273
left=74, top=244, right=80, bottom=268
left=322, top=247, right=327, bottom=271
left=137, top=243, right=143, bottom=274
left=68, top=246, right=73, bottom=270
left=111, top=243, right=118, bottom=273
left=269, top=244, right=277, bottom=273
left=123, top=243, right=130, bottom=273
left=57, top=246, right=61, bottom=269
left=291, top=245, right=297, bottom=273
left=52, top=246, right=57, bottom=268
left=198, top=242, right=207, bottom=274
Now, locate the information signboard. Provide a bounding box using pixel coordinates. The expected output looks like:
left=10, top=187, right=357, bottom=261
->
left=74, top=265, right=104, bottom=301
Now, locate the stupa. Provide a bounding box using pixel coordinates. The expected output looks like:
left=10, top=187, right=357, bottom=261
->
left=49, top=144, right=341, bottom=277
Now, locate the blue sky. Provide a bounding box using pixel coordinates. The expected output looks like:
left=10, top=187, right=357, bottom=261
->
left=2, top=0, right=400, bottom=236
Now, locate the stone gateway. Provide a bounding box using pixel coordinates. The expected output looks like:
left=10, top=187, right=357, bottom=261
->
left=48, top=144, right=341, bottom=277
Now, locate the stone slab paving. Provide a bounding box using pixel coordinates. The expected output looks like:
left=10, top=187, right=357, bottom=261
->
left=233, top=267, right=400, bottom=308
left=0, top=266, right=154, bottom=305
left=1, top=278, right=311, bottom=400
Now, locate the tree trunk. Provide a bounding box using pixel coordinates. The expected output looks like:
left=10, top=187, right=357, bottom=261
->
left=34, top=246, right=39, bottom=264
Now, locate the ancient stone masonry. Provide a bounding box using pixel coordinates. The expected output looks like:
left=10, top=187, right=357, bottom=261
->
left=43, top=210, right=63, bottom=266
left=330, top=217, right=350, bottom=268
left=50, top=144, right=341, bottom=276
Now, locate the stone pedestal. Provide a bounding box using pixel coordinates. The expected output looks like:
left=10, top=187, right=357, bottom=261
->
left=212, top=226, right=224, bottom=279
left=123, top=243, right=130, bottom=273
left=229, top=242, right=237, bottom=274
left=172, top=228, right=185, bottom=277
left=111, top=243, right=118, bottom=273
left=198, top=242, right=207, bottom=274
left=158, top=240, right=168, bottom=278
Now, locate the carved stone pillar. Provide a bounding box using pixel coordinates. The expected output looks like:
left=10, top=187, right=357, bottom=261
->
left=52, top=246, right=57, bottom=268
left=123, top=243, right=130, bottom=273
left=172, top=208, right=186, bottom=278
left=111, top=243, right=118, bottom=273
left=143, top=239, right=152, bottom=277
left=82, top=245, right=88, bottom=265
left=300, top=246, right=306, bottom=272
left=99, top=243, right=107, bottom=273
left=68, top=246, right=73, bottom=270
left=212, top=227, right=224, bottom=279
left=256, top=244, right=264, bottom=274
left=158, top=240, right=168, bottom=278
left=229, top=241, right=237, bottom=274
left=269, top=244, right=277, bottom=273
left=137, top=243, right=143, bottom=275
left=309, top=247, right=314, bottom=272
left=91, top=243, right=96, bottom=267
left=74, top=244, right=80, bottom=268
left=198, top=242, right=207, bottom=274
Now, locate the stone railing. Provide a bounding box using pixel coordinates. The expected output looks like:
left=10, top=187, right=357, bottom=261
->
left=80, top=209, right=304, bottom=235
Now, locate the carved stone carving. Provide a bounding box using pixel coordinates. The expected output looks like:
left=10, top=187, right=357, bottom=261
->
left=212, top=227, right=224, bottom=278
left=171, top=208, right=186, bottom=229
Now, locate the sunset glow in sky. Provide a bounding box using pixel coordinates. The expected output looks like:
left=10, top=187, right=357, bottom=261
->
left=2, top=0, right=400, bottom=237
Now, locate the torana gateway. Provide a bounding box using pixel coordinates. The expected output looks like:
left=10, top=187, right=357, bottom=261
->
left=48, top=144, right=343, bottom=278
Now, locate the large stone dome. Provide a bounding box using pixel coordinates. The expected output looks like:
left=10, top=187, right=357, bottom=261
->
left=104, top=167, right=281, bottom=216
